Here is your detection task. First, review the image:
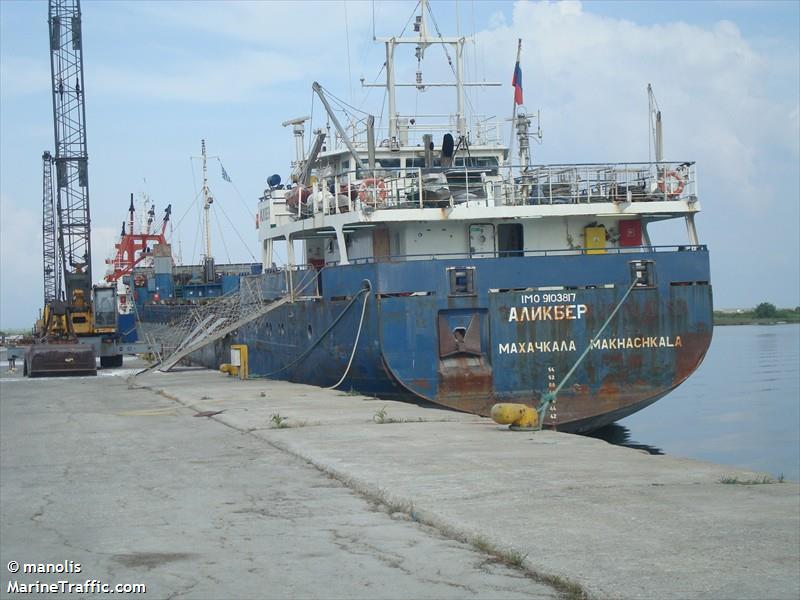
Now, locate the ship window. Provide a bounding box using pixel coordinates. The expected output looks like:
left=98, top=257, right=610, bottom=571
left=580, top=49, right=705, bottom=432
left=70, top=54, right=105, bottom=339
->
left=376, top=159, right=400, bottom=169
left=307, top=324, right=313, bottom=339
left=447, top=266, right=476, bottom=297
left=279, top=323, right=285, bottom=336
left=93, top=287, right=117, bottom=328
left=498, top=223, right=524, bottom=257
left=454, top=157, right=500, bottom=168
left=406, top=157, right=441, bottom=169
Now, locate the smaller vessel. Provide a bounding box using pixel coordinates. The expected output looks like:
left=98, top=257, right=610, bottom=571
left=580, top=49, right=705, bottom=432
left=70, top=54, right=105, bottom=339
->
left=110, top=141, right=262, bottom=339
left=104, top=192, right=171, bottom=342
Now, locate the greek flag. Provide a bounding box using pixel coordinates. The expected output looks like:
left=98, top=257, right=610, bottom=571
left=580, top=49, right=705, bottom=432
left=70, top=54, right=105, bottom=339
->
left=221, top=164, right=231, bottom=183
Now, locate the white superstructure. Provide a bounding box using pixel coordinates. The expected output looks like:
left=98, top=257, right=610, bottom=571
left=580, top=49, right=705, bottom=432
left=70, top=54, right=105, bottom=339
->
left=256, top=1, right=701, bottom=270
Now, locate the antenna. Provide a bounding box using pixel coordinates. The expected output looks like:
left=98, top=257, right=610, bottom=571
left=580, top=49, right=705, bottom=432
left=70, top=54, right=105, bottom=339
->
left=364, top=0, right=501, bottom=145
left=282, top=116, right=311, bottom=171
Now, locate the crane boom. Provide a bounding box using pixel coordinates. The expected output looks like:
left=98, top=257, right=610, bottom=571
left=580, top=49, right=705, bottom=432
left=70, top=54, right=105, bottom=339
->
left=49, top=0, right=92, bottom=303
left=41, top=151, right=60, bottom=305
left=26, top=0, right=161, bottom=376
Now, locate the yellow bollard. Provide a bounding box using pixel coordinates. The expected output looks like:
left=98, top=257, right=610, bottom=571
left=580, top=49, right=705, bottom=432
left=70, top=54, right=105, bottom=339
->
left=490, top=403, right=539, bottom=431
left=230, top=344, right=249, bottom=380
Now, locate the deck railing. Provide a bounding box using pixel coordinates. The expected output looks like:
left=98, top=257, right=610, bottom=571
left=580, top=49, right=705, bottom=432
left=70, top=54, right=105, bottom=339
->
left=333, top=244, right=707, bottom=266
left=273, top=161, right=697, bottom=221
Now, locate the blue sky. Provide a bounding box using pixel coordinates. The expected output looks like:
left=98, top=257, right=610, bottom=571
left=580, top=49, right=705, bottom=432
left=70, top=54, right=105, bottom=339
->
left=1, top=0, right=798, bottom=328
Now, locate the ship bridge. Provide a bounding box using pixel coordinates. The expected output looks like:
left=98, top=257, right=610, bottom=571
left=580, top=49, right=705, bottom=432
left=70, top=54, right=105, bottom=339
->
left=257, top=159, right=701, bottom=268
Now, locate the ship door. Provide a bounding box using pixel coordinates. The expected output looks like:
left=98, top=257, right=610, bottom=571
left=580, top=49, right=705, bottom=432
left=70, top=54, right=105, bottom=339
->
left=437, top=310, right=493, bottom=413
left=498, top=223, right=524, bottom=257
left=372, top=226, right=390, bottom=262
left=469, top=224, right=495, bottom=258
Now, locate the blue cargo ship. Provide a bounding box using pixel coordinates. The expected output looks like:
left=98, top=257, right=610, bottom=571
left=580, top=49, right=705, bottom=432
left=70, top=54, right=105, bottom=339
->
left=133, top=2, right=712, bottom=432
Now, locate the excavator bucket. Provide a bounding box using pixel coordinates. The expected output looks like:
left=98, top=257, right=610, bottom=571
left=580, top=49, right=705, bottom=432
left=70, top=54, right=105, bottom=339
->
left=25, top=343, right=96, bottom=377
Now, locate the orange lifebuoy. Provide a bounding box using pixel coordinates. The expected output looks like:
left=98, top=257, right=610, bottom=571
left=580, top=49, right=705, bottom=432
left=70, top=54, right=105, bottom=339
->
left=658, top=170, right=685, bottom=198
left=358, top=178, right=387, bottom=203
left=255, top=212, right=260, bottom=229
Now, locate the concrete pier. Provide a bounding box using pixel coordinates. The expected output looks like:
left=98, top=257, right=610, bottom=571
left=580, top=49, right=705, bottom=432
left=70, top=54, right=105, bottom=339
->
left=2, top=361, right=798, bottom=599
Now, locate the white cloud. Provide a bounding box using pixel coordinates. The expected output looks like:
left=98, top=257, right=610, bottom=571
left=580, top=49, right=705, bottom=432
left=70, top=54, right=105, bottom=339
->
left=76, top=1, right=413, bottom=105
left=91, top=226, right=119, bottom=284
left=130, top=1, right=377, bottom=46
left=0, top=197, right=43, bottom=329
left=0, top=196, right=119, bottom=329
left=89, top=50, right=306, bottom=103
left=0, top=57, right=50, bottom=98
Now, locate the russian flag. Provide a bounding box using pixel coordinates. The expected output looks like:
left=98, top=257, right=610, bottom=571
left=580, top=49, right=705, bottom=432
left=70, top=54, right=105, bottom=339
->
left=512, top=61, right=523, bottom=105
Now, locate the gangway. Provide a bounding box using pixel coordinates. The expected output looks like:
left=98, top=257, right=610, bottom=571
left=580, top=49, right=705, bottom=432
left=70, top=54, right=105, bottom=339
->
left=137, top=276, right=295, bottom=374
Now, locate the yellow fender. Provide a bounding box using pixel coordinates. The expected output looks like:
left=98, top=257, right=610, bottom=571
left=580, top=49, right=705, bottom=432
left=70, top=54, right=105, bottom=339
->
left=490, top=403, right=538, bottom=430
left=219, top=363, right=239, bottom=377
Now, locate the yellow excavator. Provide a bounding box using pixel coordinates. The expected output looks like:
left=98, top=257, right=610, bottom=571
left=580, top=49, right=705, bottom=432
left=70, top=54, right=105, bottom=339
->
left=25, top=1, right=156, bottom=376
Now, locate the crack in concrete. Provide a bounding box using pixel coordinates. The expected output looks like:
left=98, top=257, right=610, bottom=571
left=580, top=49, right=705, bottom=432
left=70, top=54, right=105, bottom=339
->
left=130, top=378, right=574, bottom=598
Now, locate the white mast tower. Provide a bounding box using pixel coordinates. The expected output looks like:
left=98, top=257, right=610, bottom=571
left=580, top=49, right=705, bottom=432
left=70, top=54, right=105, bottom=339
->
left=199, top=139, right=215, bottom=282
left=365, top=0, right=500, bottom=146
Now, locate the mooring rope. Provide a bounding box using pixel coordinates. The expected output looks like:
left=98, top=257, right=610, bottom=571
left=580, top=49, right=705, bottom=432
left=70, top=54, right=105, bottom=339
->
left=536, top=276, right=641, bottom=428
left=326, top=282, right=371, bottom=390
left=260, top=280, right=372, bottom=379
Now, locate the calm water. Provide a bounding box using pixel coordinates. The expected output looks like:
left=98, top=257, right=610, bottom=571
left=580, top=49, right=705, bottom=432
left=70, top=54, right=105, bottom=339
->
left=591, top=324, right=800, bottom=481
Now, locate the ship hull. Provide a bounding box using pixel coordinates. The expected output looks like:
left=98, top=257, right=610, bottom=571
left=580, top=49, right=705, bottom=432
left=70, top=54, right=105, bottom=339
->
left=139, top=248, right=712, bottom=433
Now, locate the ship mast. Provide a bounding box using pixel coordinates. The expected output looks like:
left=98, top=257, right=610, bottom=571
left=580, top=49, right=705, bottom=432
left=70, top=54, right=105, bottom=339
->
left=366, top=0, right=499, bottom=146
left=201, top=139, right=214, bottom=261
left=648, top=84, right=663, bottom=162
